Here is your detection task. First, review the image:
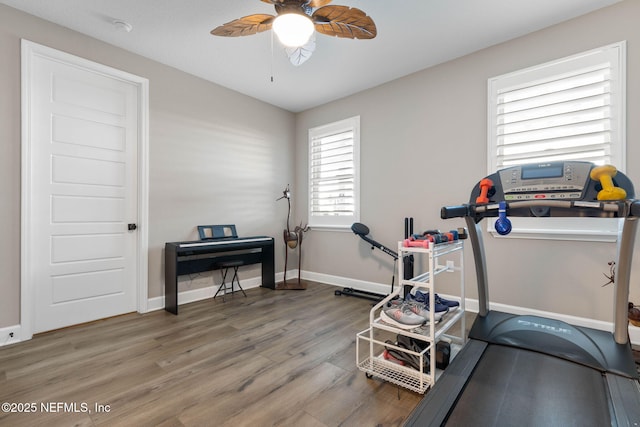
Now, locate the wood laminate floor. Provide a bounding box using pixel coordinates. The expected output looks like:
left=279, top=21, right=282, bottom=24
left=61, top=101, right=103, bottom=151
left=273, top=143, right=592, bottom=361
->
left=0, top=281, right=471, bottom=427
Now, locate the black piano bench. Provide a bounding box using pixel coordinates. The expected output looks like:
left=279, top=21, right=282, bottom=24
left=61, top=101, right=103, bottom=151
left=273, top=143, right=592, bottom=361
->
left=213, top=260, right=247, bottom=302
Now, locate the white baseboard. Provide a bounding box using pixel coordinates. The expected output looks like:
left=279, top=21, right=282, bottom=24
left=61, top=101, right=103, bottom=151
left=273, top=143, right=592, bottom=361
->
left=0, top=324, right=21, bottom=347
left=302, top=270, right=640, bottom=346
left=302, top=270, right=393, bottom=296
left=146, top=271, right=293, bottom=312
left=5, top=270, right=638, bottom=348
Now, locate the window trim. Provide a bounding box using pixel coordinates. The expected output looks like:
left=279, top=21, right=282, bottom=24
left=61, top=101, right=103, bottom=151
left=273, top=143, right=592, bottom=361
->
left=308, top=116, right=360, bottom=229
left=486, top=42, right=626, bottom=242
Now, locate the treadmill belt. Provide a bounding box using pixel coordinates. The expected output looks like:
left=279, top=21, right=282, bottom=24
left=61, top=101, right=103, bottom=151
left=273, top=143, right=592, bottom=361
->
left=446, top=345, right=611, bottom=427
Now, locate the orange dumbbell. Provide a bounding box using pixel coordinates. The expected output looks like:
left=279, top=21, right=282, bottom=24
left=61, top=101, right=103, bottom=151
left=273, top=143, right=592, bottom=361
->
left=590, top=165, right=626, bottom=201
left=476, top=178, right=494, bottom=204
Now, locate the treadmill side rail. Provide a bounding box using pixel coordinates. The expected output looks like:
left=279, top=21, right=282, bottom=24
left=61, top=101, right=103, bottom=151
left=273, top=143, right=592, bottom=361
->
left=403, top=340, right=487, bottom=427
left=606, top=374, right=640, bottom=425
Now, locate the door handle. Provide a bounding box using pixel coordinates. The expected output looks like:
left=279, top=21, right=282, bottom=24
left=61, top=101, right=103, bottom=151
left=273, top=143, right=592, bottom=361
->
left=128, top=223, right=137, bottom=231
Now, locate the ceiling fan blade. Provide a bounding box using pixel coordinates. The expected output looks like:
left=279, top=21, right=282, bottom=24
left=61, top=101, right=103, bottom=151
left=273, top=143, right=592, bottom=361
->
left=261, top=0, right=331, bottom=5
left=211, top=14, right=275, bottom=37
left=308, top=0, right=332, bottom=7
left=285, top=35, right=316, bottom=66
left=312, top=6, right=377, bottom=39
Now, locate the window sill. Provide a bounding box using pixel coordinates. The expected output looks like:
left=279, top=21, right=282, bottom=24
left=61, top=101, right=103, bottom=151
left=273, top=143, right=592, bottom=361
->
left=487, top=217, right=620, bottom=243
left=307, top=224, right=352, bottom=232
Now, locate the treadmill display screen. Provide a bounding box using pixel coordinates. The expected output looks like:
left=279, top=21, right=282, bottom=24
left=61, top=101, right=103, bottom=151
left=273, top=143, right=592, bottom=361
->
left=521, top=164, right=563, bottom=180
left=497, top=161, right=591, bottom=200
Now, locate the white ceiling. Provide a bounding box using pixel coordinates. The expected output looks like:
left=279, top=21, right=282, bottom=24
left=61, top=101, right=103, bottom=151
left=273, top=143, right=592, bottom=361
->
left=1, top=0, right=622, bottom=112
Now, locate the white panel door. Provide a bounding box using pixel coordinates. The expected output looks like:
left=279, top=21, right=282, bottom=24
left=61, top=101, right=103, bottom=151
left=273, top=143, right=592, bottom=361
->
left=27, top=46, right=139, bottom=333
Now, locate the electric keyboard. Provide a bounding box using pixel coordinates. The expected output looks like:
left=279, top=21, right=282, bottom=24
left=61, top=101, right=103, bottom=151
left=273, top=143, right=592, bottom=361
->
left=177, top=237, right=272, bottom=248
left=164, top=236, right=275, bottom=314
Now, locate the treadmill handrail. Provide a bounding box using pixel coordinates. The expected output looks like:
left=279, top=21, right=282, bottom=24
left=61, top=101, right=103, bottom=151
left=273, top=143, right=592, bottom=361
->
left=441, top=199, right=640, bottom=344
left=442, top=199, right=639, bottom=220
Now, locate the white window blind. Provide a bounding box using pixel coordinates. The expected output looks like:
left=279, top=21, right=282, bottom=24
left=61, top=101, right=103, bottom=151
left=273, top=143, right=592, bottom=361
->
left=308, top=116, right=360, bottom=228
left=487, top=42, right=626, bottom=241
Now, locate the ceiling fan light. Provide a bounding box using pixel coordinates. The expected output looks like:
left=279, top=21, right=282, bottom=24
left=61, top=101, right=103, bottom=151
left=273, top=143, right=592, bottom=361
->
left=273, top=13, right=314, bottom=48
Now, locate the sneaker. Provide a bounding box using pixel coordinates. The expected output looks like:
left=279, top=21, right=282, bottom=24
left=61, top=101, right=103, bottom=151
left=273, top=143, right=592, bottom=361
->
left=383, top=346, right=406, bottom=366
left=381, top=305, right=427, bottom=329
left=406, top=301, right=446, bottom=322
left=407, top=291, right=450, bottom=314
left=435, top=294, right=460, bottom=311
left=386, top=298, right=443, bottom=323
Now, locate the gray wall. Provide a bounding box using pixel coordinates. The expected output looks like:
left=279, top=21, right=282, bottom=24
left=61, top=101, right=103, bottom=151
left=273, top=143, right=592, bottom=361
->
left=0, top=5, right=295, bottom=328
left=295, top=0, right=640, bottom=322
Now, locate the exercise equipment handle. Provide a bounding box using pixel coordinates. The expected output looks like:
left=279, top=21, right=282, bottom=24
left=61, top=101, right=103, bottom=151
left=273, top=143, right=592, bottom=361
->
left=441, top=205, right=469, bottom=219
left=473, top=199, right=622, bottom=214
left=357, top=234, right=399, bottom=260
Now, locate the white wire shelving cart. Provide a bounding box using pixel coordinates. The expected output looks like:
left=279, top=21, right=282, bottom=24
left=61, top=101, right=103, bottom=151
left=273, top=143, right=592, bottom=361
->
left=356, top=239, right=466, bottom=393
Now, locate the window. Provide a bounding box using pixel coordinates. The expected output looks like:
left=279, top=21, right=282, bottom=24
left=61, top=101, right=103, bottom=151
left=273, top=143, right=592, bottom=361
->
left=487, top=42, right=626, bottom=241
left=308, top=116, right=360, bottom=229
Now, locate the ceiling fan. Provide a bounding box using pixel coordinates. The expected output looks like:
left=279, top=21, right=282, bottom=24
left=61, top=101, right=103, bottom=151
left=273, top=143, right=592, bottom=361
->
left=211, top=0, right=377, bottom=66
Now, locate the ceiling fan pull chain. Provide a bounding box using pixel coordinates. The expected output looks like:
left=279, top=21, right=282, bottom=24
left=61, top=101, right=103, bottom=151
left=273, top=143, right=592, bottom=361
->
left=270, top=31, right=275, bottom=83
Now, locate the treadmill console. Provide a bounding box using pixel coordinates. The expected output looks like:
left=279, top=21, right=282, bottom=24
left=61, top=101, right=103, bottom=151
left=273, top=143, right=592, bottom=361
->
left=499, top=161, right=592, bottom=201
left=454, top=161, right=636, bottom=219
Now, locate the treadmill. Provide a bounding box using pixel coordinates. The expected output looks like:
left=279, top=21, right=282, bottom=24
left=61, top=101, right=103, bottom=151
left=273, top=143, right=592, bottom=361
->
left=404, top=161, right=640, bottom=426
